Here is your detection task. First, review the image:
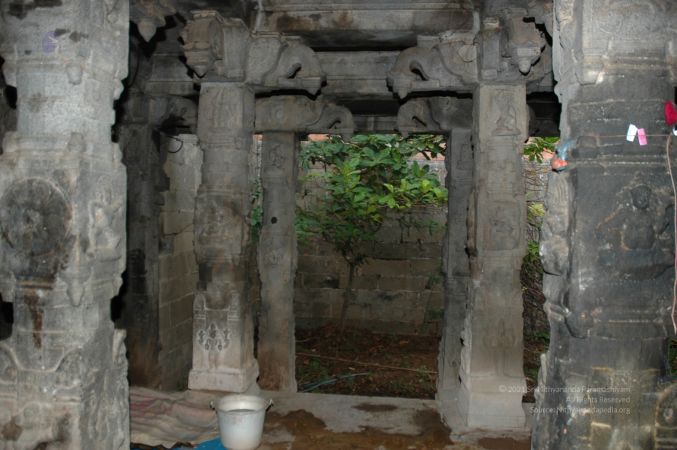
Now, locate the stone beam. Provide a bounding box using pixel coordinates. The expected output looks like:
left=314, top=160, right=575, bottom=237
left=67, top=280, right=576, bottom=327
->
left=533, top=1, right=677, bottom=449
left=0, top=1, right=130, bottom=448
left=317, top=51, right=398, bottom=100
left=181, top=10, right=324, bottom=94
left=189, top=82, right=258, bottom=392
left=255, top=0, right=477, bottom=49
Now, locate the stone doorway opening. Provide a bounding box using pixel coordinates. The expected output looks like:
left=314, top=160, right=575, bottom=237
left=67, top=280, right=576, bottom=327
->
left=283, top=132, right=449, bottom=399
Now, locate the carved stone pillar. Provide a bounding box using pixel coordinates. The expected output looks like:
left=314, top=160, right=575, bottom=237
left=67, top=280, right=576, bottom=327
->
left=181, top=11, right=326, bottom=392
left=437, top=126, right=473, bottom=403
left=533, top=2, right=677, bottom=449
left=461, top=84, right=528, bottom=429
left=396, top=97, right=475, bottom=413
left=254, top=96, right=353, bottom=391
left=0, top=1, right=129, bottom=448
left=189, top=83, right=258, bottom=392
left=257, top=132, right=298, bottom=392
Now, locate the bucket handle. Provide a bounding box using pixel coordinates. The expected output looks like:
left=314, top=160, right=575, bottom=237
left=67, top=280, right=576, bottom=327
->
left=208, top=399, right=274, bottom=411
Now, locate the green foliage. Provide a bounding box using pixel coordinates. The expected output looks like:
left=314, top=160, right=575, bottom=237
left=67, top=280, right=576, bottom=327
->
left=527, top=202, right=545, bottom=228
left=250, top=179, right=263, bottom=241
left=523, top=240, right=541, bottom=268
left=297, top=134, right=447, bottom=265
left=523, top=136, right=558, bottom=162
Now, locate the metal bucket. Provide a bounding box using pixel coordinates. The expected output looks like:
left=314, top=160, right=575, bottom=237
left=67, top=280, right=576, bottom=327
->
left=210, top=394, right=272, bottom=450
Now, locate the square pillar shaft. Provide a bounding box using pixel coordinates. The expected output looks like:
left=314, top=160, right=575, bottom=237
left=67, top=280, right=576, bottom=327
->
left=257, top=132, right=298, bottom=392
left=189, top=83, right=258, bottom=392
left=458, top=84, right=528, bottom=429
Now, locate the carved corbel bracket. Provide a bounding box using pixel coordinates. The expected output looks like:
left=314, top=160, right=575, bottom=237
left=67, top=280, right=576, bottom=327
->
left=246, top=35, right=325, bottom=94
left=182, top=11, right=325, bottom=95
left=387, top=37, right=478, bottom=99
left=397, top=97, right=473, bottom=137
left=480, top=10, right=547, bottom=82
left=255, top=96, right=354, bottom=139
left=506, top=15, right=546, bottom=75
left=131, top=0, right=177, bottom=42
left=181, top=11, right=235, bottom=78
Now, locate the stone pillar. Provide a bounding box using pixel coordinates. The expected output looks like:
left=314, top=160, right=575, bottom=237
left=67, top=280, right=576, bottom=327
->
left=258, top=132, right=298, bottom=392
left=459, top=84, right=528, bottom=429
left=0, top=1, right=129, bottom=448
left=181, top=10, right=326, bottom=393
left=437, top=127, right=473, bottom=402
left=253, top=95, right=353, bottom=391
left=533, top=2, right=677, bottom=448
left=117, top=92, right=163, bottom=388
left=189, top=83, right=258, bottom=392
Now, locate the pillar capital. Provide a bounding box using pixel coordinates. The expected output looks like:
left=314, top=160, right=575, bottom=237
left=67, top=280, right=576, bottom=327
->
left=181, top=11, right=325, bottom=94
left=255, top=96, right=354, bottom=138
left=478, top=9, right=548, bottom=84
left=1, top=0, right=128, bottom=95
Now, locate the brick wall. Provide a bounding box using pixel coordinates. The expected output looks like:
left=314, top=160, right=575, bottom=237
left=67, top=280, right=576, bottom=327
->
left=293, top=203, right=447, bottom=335
left=157, top=134, right=201, bottom=389
left=289, top=158, right=447, bottom=335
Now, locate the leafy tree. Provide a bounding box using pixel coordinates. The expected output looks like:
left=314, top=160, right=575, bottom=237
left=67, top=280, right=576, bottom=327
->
left=523, top=136, right=558, bottom=162
left=297, top=134, right=447, bottom=328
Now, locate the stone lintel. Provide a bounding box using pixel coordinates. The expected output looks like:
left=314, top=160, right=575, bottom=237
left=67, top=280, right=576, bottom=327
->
left=256, top=1, right=477, bottom=49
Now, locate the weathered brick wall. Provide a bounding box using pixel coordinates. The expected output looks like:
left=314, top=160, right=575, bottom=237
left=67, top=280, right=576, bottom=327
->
left=294, top=204, right=447, bottom=335
left=289, top=158, right=447, bottom=335
left=157, top=134, right=201, bottom=389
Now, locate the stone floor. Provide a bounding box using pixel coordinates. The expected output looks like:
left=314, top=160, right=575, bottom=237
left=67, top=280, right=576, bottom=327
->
left=131, top=387, right=532, bottom=450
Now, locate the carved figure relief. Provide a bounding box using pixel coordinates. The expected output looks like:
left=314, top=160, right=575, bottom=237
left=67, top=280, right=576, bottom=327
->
left=0, top=179, right=73, bottom=282
left=388, top=39, right=478, bottom=98
left=484, top=201, right=520, bottom=251
left=595, top=184, right=673, bottom=279
left=0, top=344, right=18, bottom=384
left=492, top=91, right=519, bottom=135
left=197, top=322, right=230, bottom=352
left=90, top=200, right=123, bottom=255
left=266, top=143, right=286, bottom=170
left=261, top=41, right=324, bottom=94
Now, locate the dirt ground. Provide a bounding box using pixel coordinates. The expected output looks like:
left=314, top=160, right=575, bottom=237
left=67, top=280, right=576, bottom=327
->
left=295, top=325, right=548, bottom=404
left=295, top=325, right=439, bottom=399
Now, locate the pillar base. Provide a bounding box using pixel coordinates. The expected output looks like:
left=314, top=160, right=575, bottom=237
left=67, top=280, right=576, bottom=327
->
left=188, top=360, right=259, bottom=392
left=456, top=375, right=526, bottom=429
